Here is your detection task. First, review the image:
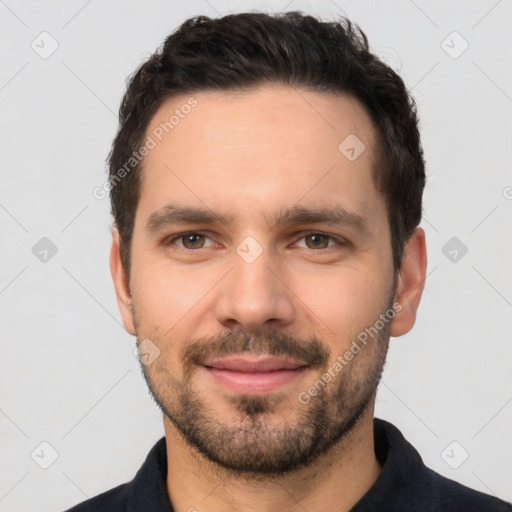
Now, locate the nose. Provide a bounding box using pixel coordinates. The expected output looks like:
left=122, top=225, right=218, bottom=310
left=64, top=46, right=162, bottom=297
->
left=214, top=246, right=296, bottom=332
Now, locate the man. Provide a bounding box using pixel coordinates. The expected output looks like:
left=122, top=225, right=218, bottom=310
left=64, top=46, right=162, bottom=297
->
left=65, top=11, right=511, bottom=512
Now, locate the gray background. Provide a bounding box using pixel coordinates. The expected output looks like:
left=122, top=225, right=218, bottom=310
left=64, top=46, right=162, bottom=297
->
left=1, top=1, right=511, bottom=510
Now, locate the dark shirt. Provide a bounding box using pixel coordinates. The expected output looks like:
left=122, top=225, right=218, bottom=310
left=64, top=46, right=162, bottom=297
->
left=64, top=418, right=511, bottom=511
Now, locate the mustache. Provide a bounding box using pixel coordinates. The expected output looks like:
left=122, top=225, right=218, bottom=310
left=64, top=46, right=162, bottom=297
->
left=181, top=327, right=330, bottom=375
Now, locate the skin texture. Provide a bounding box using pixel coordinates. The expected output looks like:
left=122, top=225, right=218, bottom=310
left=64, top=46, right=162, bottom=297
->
left=110, top=85, right=427, bottom=512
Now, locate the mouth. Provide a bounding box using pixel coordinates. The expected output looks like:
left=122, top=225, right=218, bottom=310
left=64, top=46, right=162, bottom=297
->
left=202, top=355, right=309, bottom=395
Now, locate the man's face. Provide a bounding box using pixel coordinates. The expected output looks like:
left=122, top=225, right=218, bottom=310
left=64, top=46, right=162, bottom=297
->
left=116, top=85, right=400, bottom=474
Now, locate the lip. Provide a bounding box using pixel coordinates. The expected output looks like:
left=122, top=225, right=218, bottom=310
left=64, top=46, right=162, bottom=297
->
left=202, top=355, right=309, bottom=395
left=203, top=355, right=308, bottom=372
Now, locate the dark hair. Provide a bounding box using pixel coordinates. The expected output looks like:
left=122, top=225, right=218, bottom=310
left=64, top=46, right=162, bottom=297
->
left=108, top=11, right=425, bottom=278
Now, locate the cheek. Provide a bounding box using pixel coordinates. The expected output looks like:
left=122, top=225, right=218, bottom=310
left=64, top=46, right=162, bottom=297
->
left=291, top=268, right=389, bottom=342
left=130, top=259, right=219, bottom=338
left=130, top=268, right=195, bottom=374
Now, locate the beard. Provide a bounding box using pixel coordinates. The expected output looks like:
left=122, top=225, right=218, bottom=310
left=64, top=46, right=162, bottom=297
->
left=134, top=300, right=392, bottom=477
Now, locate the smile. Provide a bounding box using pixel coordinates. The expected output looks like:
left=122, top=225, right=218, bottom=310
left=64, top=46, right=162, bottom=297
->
left=202, top=355, right=309, bottom=394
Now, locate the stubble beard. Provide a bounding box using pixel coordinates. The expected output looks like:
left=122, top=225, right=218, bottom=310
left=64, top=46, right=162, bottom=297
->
left=135, top=305, right=391, bottom=476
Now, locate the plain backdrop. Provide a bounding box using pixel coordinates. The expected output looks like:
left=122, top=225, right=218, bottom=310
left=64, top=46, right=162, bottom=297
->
left=1, top=1, right=511, bottom=510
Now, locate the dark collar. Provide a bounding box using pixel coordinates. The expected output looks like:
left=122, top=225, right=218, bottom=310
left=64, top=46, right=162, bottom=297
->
left=125, top=436, right=172, bottom=512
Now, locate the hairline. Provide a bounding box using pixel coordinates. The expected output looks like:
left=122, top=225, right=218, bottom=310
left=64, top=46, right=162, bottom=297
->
left=119, top=83, right=397, bottom=278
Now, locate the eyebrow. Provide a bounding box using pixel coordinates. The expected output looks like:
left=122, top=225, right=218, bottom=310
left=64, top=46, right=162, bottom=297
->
left=145, top=204, right=230, bottom=232
left=145, top=203, right=370, bottom=236
left=269, top=205, right=370, bottom=235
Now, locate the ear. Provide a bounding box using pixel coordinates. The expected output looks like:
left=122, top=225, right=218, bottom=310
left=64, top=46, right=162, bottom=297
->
left=390, top=227, right=427, bottom=337
left=110, top=226, right=136, bottom=335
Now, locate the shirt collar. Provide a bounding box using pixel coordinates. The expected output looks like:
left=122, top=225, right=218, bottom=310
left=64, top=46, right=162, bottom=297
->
left=126, top=436, right=173, bottom=512
left=351, top=418, right=427, bottom=510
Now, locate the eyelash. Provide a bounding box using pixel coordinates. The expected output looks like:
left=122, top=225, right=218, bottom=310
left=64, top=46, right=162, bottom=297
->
left=162, top=231, right=347, bottom=251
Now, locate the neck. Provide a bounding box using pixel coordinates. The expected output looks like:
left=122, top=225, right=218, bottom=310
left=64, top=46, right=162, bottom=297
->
left=164, top=404, right=381, bottom=512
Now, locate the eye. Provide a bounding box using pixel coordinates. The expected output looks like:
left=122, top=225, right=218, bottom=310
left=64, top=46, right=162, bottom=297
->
left=164, top=232, right=216, bottom=250
left=294, top=232, right=342, bottom=250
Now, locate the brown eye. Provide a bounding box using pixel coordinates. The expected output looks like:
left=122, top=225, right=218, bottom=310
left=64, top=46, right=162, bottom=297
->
left=304, top=234, right=331, bottom=249
left=180, top=234, right=206, bottom=249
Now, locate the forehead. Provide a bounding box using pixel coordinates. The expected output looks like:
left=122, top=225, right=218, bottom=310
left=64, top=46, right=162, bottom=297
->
left=138, top=85, right=383, bottom=228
